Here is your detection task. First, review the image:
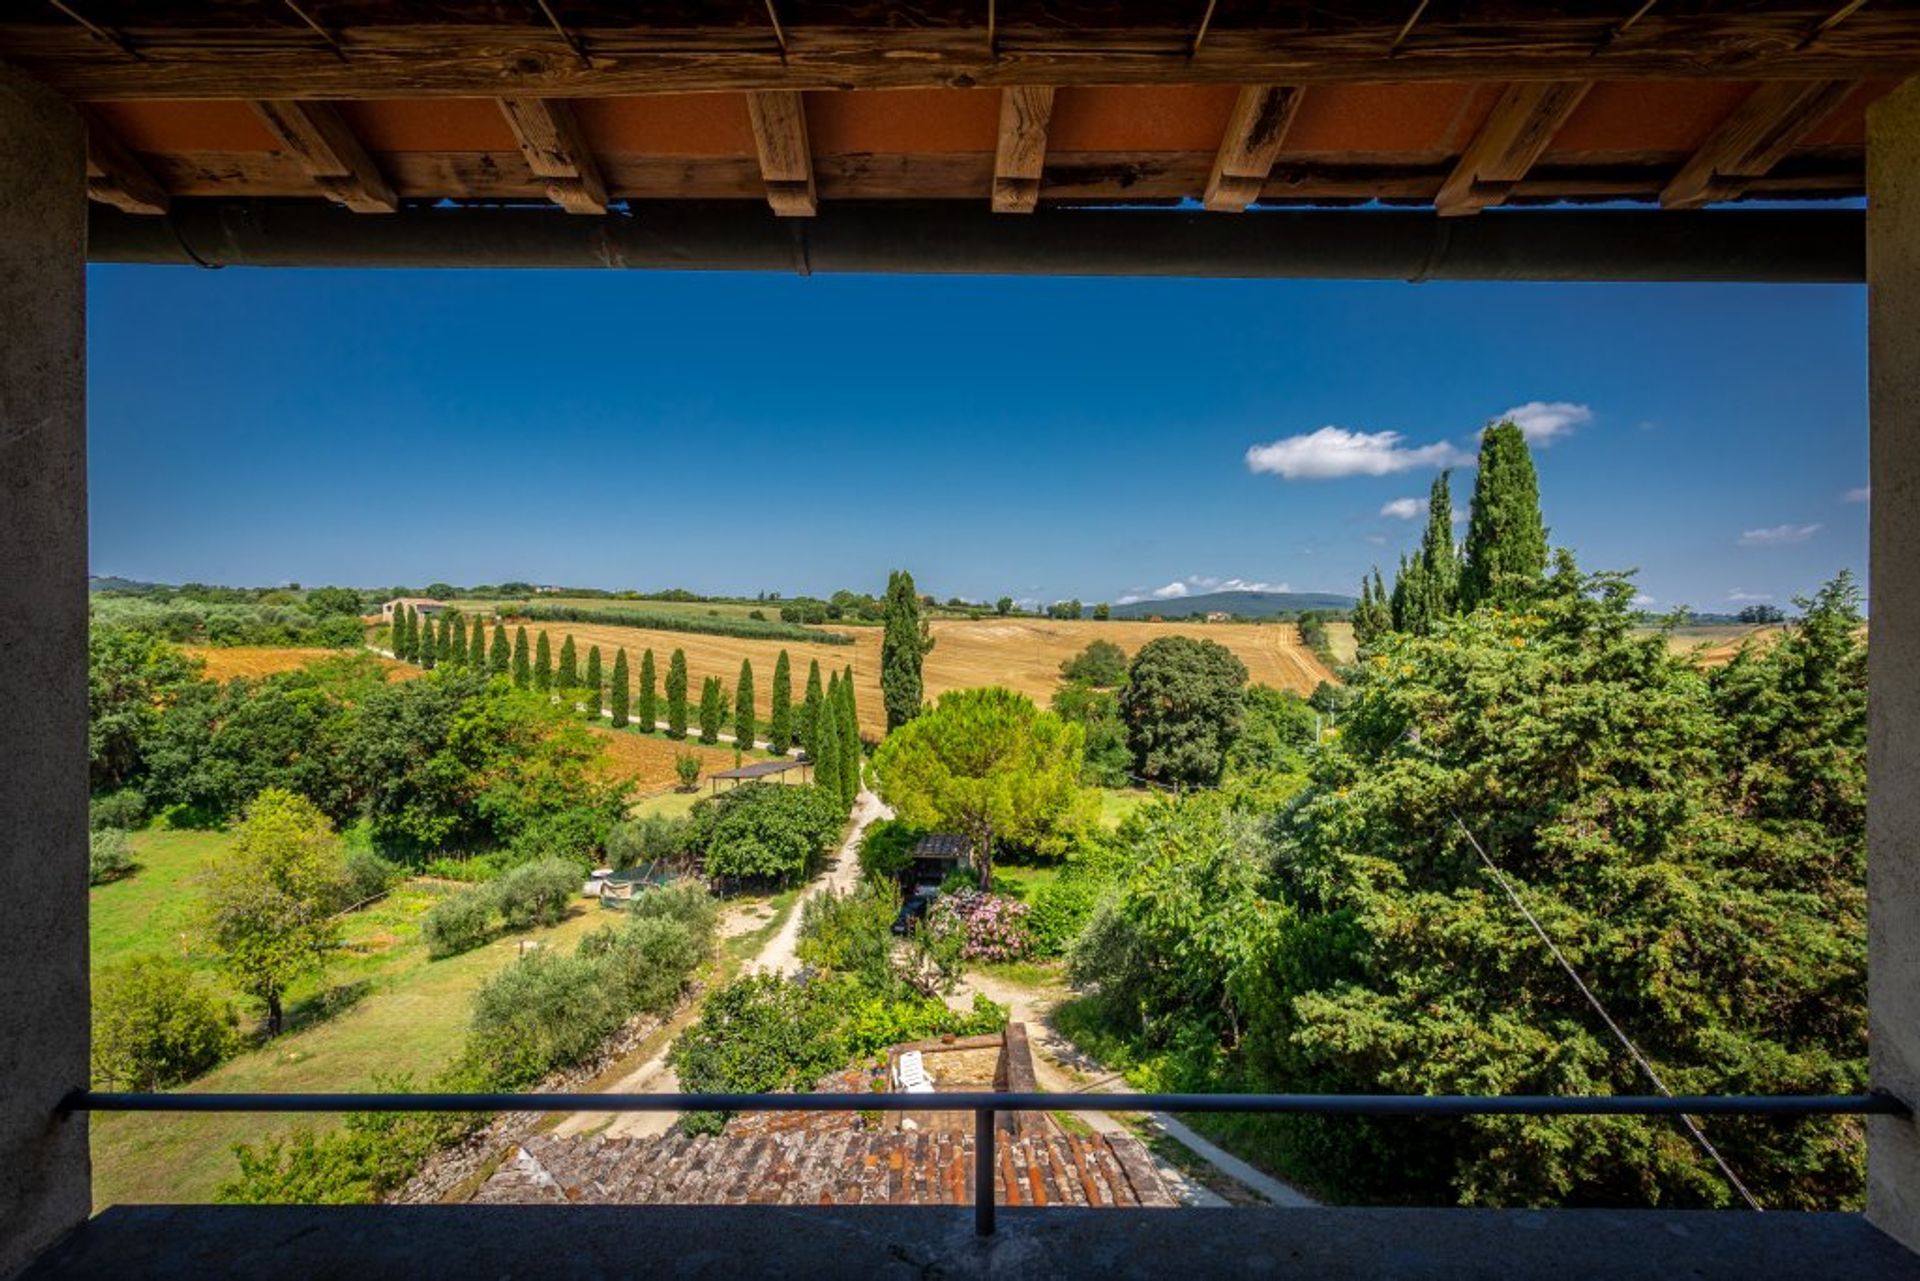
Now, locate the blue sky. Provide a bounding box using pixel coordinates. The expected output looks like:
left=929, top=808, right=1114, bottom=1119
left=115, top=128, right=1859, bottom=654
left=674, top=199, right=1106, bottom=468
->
left=87, top=266, right=1867, bottom=614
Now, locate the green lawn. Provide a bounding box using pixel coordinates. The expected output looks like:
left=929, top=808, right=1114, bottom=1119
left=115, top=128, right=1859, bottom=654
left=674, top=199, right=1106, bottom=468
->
left=627, top=790, right=702, bottom=820
left=1097, top=787, right=1155, bottom=829
left=90, top=829, right=611, bottom=1207
left=990, top=862, right=1062, bottom=902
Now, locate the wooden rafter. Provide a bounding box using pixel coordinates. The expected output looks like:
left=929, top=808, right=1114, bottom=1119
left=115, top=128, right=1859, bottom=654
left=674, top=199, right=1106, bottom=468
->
left=497, top=97, right=607, bottom=214
left=745, top=90, right=815, bottom=216
left=991, top=86, right=1054, bottom=213
left=1435, top=80, right=1593, bottom=216
left=1204, top=85, right=1304, bottom=212
left=83, top=113, right=168, bottom=214
left=1660, top=79, right=1855, bottom=209
left=249, top=100, right=396, bottom=212
left=6, top=9, right=1920, bottom=100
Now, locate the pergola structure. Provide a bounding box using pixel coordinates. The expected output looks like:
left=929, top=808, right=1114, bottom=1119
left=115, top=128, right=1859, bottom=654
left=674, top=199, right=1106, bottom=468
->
left=6, top=3, right=1920, bottom=1277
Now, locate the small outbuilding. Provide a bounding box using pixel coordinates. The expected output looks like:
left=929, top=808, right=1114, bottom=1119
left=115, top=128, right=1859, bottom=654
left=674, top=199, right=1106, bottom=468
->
left=380, top=596, right=446, bottom=621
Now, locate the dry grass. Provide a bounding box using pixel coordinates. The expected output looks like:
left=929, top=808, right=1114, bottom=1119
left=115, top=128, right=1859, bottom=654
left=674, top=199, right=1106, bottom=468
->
left=520, top=617, right=1336, bottom=738
left=1656, top=624, right=1786, bottom=667
left=184, top=645, right=416, bottom=682
left=589, top=726, right=768, bottom=792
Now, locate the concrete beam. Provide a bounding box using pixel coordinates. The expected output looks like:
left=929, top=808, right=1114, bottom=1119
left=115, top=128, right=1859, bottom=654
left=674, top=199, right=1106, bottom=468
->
left=0, top=63, right=90, bottom=1277
left=1868, top=74, right=1920, bottom=1256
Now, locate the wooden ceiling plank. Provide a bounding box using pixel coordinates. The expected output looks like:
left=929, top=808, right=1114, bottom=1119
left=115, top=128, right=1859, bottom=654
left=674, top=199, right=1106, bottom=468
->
left=250, top=99, right=397, bottom=212
left=1204, top=85, right=1304, bottom=213
left=991, top=85, right=1055, bottom=214
left=746, top=89, right=815, bottom=216
left=7, top=10, right=1920, bottom=99
left=1660, top=78, right=1855, bottom=209
left=498, top=97, right=608, bottom=214
left=84, top=114, right=169, bottom=214
left=1434, top=79, right=1594, bottom=216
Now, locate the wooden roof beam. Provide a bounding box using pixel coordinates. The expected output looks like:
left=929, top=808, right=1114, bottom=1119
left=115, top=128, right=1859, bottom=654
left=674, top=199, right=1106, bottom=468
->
left=1204, top=85, right=1304, bottom=212
left=991, top=85, right=1055, bottom=213
left=84, top=114, right=168, bottom=215
left=1660, top=79, right=1855, bottom=210
left=249, top=100, right=396, bottom=212
left=498, top=97, right=607, bottom=214
left=746, top=90, right=815, bottom=217
left=1435, top=80, right=1593, bottom=216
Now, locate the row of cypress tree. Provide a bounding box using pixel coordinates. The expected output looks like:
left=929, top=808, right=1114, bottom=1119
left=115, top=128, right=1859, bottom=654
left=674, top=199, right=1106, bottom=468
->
left=1352, top=419, right=1550, bottom=645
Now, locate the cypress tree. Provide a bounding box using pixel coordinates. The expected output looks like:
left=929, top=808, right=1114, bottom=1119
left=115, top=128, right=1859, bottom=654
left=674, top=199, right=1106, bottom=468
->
left=813, top=674, right=843, bottom=802
left=880, top=569, right=934, bottom=731
left=800, top=659, right=824, bottom=754
left=405, top=607, right=422, bottom=663
left=838, top=667, right=861, bottom=805
left=665, top=649, right=689, bottom=739
left=1418, top=470, right=1460, bottom=622
left=1459, top=419, right=1549, bottom=611
left=437, top=615, right=454, bottom=664
left=638, top=649, right=658, bottom=732
left=489, top=622, right=508, bottom=674
left=397, top=607, right=414, bottom=662
left=535, top=631, right=552, bottom=692
left=511, top=626, right=530, bottom=687
left=584, top=645, right=603, bottom=718
left=558, top=635, right=579, bottom=691
left=450, top=611, right=468, bottom=664
left=768, top=650, right=793, bottom=755
left=698, top=675, right=725, bottom=744
left=734, top=659, right=756, bottom=749
left=419, top=616, right=437, bottom=670
left=610, top=649, right=630, bottom=728
left=468, top=615, right=486, bottom=667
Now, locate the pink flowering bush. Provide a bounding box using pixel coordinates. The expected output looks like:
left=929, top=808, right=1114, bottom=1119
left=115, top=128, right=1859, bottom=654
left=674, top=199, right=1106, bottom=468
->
left=926, top=890, right=1034, bottom=963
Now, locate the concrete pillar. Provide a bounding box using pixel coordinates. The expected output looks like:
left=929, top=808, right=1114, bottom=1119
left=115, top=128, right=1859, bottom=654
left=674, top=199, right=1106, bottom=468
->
left=0, top=65, right=89, bottom=1276
left=1869, top=76, right=1920, bottom=1255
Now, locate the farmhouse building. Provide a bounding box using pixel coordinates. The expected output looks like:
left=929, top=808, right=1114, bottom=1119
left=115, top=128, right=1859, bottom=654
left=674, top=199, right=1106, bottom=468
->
left=380, top=597, right=446, bottom=622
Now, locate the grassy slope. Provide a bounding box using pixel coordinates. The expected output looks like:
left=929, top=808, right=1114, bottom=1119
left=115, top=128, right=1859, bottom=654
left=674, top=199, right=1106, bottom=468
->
left=90, top=830, right=607, bottom=1207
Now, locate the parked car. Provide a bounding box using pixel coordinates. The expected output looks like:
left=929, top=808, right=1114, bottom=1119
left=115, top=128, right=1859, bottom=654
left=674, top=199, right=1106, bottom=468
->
left=891, top=892, right=936, bottom=936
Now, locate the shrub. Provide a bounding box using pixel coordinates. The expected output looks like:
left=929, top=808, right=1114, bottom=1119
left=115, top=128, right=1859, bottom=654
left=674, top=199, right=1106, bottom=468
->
left=606, top=814, right=694, bottom=869
left=1027, top=875, right=1105, bottom=958
left=466, top=948, right=622, bottom=1088
left=584, top=915, right=703, bottom=1016
left=504, top=805, right=611, bottom=871
left=925, top=889, right=1033, bottom=963
left=855, top=818, right=921, bottom=881
left=342, top=848, right=401, bottom=905
left=90, top=788, right=147, bottom=832
left=493, top=857, right=580, bottom=929
left=674, top=752, right=701, bottom=790
left=420, top=887, right=497, bottom=959
left=91, top=955, right=235, bottom=1088
left=421, top=854, right=504, bottom=883
left=628, top=877, right=722, bottom=939
left=89, top=828, right=136, bottom=885
left=797, top=883, right=899, bottom=987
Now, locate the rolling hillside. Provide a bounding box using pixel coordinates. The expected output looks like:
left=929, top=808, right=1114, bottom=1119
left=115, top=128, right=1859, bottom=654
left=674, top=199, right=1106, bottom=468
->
left=1107, top=590, right=1353, bottom=620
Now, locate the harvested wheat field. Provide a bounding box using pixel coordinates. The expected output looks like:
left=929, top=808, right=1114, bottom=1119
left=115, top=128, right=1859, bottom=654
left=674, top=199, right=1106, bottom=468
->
left=508, top=617, right=1336, bottom=740
left=589, top=728, right=797, bottom=794
left=184, top=645, right=416, bottom=682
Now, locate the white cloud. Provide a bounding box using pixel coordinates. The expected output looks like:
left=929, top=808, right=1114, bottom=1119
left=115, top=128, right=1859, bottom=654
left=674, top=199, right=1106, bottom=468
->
left=1728, top=589, right=1774, bottom=603
left=1245, top=427, right=1468, bottom=480
left=1117, top=575, right=1292, bottom=605
left=1499, top=401, right=1593, bottom=445
left=1632, top=593, right=1657, bottom=608
left=1364, top=534, right=1389, bottom=546
left=1844, top=486, right=1871, bottom=504
left=1380, top=497, right=1423, bottom=520
left=1738, top=523, right=1822, bottom=547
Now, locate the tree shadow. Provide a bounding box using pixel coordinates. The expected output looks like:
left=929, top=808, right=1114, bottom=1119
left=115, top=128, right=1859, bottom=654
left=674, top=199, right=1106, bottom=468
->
left=277, top=978, right=375, bottom=1037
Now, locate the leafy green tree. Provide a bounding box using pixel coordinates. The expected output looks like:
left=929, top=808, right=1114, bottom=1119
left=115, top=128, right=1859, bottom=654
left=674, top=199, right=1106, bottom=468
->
left=91, top=955, right=235, bottom=1089
left=735, top=659, right=756, bottom=748
left=698, top=675, right=726, bottom=745
left=1093, top=602, right=1111, bottom=621
left=638, top=649, right=658, bottom=731
left=813, top=673, right=845, bottom=804
left=197, top=789, right=351, bottom=1036
left=1051, top=680, right=1131, bottom=787
left=490, top=623, right=510, bottom=676
left=996, top=596, right=1014, bottom=617
left=1459, top=419, right=1549, bottom=610
left=800, top=659, right=824, bottom=754
left=881, top=569, right=935, bottom=731
left=1059, top=639, right=1128, bottom=687
left=609, top=649, right=630, bottom=729
left=88, top=627, right=203, bottom=791
left=665, top=649, right=689, bottom=739
left=688, top=783, right=844, bottom=884
left=534, top=631, right=552, bottom=692
left=584, top=645, right=602, bottom=718
left=557, top=635, right=579, bottom=691
left=1119, top=635, right=1247, bottom=788
left=872, top=686, right=1090, bottom=888
left=512, top=626, right=530, bottom=688
left=767, top=650, right=794, bottom=755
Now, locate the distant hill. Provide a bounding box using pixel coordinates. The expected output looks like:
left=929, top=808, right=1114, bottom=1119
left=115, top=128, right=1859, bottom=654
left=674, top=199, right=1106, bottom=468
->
left=1108, top=590, right=1354, bottom=620
left=89, top=575, right=167, bottom=594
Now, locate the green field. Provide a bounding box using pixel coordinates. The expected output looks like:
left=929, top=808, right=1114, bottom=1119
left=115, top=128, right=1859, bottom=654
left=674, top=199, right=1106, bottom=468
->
left=464, top=596, right=776, bottom=622
left=1098, top=787, right=1155, bottom=829
left=89, top=830, right=608, bottom=1207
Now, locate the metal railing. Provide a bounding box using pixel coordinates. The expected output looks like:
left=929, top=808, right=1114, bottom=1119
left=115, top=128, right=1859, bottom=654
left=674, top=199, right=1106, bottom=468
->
left=62, top=1089, right=1908, bottom=1237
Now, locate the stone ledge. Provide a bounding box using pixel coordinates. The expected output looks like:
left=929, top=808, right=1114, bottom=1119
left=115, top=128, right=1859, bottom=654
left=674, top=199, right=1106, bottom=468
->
left=19, top=1205, right=1920, bottom=1280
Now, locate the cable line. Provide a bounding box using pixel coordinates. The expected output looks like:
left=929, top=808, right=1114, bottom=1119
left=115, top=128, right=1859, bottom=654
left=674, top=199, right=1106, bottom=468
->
left=1449, top=811, right=1764, bottom=1211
